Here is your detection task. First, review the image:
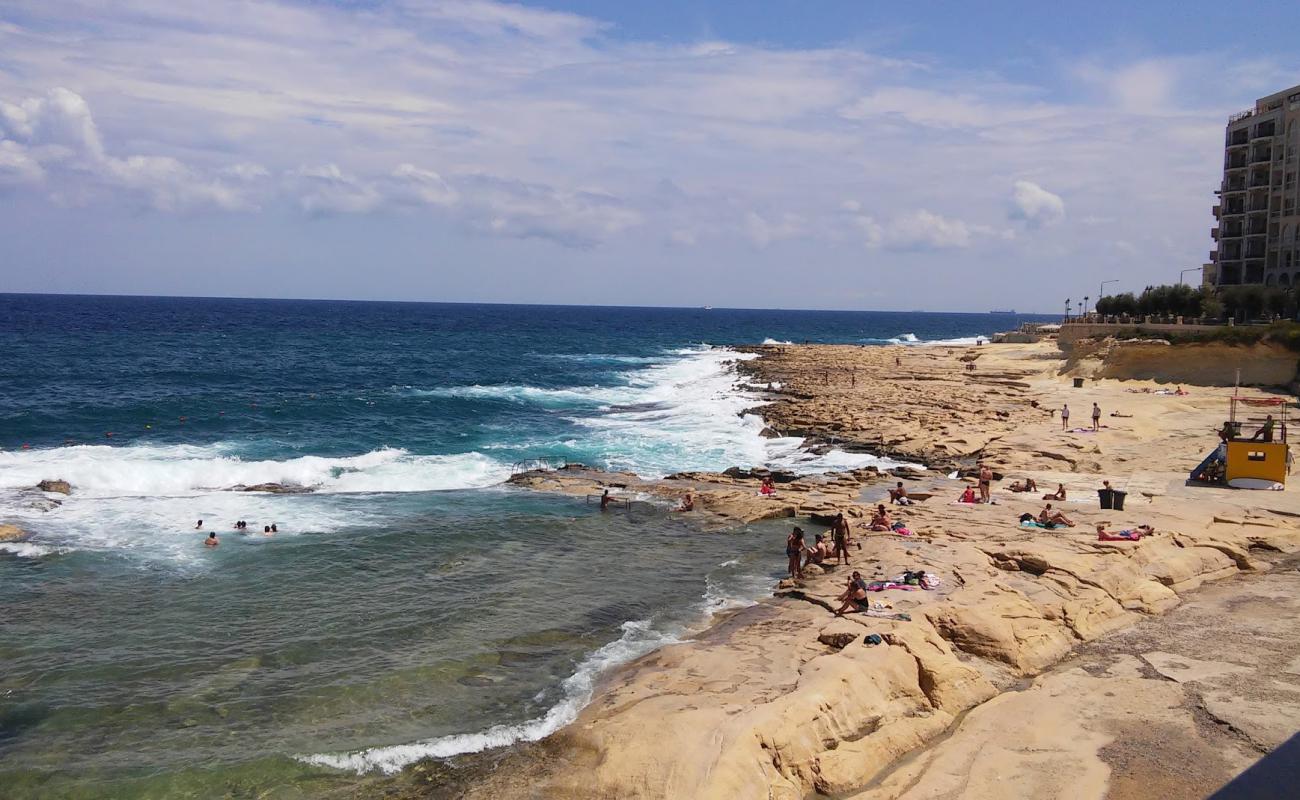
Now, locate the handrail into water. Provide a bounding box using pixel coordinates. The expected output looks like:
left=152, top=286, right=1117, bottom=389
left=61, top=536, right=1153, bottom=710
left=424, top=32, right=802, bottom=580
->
left=510, top=455, right=570, bottom=474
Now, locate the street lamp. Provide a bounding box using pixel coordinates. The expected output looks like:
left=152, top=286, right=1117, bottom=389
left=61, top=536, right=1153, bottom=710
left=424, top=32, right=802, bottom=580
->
left=1065, top=298, right=1071, bottom=321
left=1100, top=279, right=1118, bottom=301
left=1179, top=267, right=1200, bottom=285
left=1084, top=295, right=1090, bottom=318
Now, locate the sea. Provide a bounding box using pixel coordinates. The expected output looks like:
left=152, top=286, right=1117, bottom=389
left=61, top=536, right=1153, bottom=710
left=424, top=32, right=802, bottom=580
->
left=0, top=295, right=1053, bottom=797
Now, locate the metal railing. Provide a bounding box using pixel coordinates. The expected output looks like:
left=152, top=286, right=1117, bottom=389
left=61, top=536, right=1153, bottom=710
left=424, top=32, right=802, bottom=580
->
left=510, top=455, right=571, bottom=474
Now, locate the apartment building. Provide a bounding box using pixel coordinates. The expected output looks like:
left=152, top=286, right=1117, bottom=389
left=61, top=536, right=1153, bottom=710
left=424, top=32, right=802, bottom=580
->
left=1210, top=83, right=1300, bottom=287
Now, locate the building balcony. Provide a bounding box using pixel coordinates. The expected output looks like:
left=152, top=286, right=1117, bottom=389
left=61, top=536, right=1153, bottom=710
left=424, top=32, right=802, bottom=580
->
left=1220, top=227, right=1243, bottom=239
left=1251, top=151, right=1274, bottom=164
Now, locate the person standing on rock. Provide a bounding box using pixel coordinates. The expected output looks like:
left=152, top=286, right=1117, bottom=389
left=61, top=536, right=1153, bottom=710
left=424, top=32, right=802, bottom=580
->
left=786, top=527, right=813, bottom=580
left=831, top=514, right=851, bottom=565
left=1091, top=403, right=1101, bottom=431
left=1061, top=404, right=1069, bottom=431
left=978, top=463, right=992, bottom=503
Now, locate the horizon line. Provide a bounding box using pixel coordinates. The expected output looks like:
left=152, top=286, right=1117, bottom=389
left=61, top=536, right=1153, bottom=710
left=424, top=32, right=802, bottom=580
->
left=0, top=291, right=1059, bottom=317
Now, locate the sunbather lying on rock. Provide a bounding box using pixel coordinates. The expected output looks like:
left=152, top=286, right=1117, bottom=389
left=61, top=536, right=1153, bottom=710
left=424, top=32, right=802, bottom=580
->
left=1042, top=483, right=1066, bottom=501
left=1007, top=478, right=1038, bottom=493
left=1096, top=523, right=1154, bottom=540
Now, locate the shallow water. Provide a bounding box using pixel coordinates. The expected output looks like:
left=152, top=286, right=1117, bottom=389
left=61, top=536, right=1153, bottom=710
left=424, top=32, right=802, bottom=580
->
left=0, top=296, right=1051, bottom=796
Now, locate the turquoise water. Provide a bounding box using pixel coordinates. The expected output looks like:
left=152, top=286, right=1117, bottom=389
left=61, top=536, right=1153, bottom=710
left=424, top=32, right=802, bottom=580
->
left=0, top=295, right=1051, bottom=797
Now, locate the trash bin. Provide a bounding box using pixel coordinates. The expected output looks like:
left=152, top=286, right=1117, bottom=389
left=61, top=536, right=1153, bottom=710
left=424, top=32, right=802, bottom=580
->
left=1073, top=377, right=1084, bottom=388
left=1111, top=490, right=1126, bottom=511
left=1098, top=488, right=1114, bottom=509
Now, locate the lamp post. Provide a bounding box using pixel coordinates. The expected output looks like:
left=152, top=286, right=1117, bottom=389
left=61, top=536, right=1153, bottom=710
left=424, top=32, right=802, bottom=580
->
left=1084, top=295, right=1090, bottom=320
left=1065, top=298, right=1071, bottom=322
left=1099, top=279, right=1118, bottom=313
left=1180, top=267, right=1200, bottom=285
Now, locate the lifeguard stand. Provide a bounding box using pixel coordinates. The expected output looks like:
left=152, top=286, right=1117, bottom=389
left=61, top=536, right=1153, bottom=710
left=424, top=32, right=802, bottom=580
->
left=1223, top=396, right=1289, bottom=486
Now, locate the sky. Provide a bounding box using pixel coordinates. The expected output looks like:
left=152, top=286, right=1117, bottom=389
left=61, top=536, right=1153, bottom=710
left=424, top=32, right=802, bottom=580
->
left=0, top=1, right=1297, bottom=312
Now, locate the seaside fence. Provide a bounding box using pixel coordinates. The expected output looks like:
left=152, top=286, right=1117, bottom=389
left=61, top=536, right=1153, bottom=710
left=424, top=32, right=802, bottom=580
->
left=510, top=456, right=570, bottom=474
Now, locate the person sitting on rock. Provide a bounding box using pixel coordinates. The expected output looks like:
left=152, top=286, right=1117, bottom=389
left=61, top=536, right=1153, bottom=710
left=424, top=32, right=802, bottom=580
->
left=1037, top=503, right=1075, bottom=528
left=675, top=491, right=694, bottom=512
left=759, top=476, right=776, bottom=496
left=869, top=504, right=892, bottom=531
left=1007, top=478, right=1038, bottom=493
left=1042, top=483, right=1066, bottom=501
left=888, top=481, right=912, bottom=505
left=834, top=571, right=871, bottom=615
left=804, top=533, right=832, bottom=568
left=958, top=486, right=978, bottom=504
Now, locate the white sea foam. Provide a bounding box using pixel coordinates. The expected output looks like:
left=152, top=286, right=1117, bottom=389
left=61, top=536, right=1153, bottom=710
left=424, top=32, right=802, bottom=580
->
left=0, top=541, right=65, bottom=558
left=761, top=338, right=794, bottom=345
left=0, top=445, right=508, bottom=498
left=407, top=384, right=636, bottom=408
left=861, top=332, right=985, bottom=347
left=300, top=618, right=681, bottom=774
left=0, top=445, right=512, bottom=558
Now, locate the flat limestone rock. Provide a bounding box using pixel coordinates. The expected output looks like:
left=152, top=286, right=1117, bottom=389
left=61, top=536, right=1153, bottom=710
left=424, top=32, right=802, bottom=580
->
left=1140, top=651, right=1253, bottom=684
left=37, top=479, right=71, bottom=494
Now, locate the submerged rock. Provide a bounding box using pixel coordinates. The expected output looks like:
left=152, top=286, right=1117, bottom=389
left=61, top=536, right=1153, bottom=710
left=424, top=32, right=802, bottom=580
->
left=37, top=479, right=71, bottom=495
left=234, top=483, right=315, bottom=494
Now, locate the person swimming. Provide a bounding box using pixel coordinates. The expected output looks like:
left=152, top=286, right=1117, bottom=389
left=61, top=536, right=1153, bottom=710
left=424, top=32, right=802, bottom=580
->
left=204, top=532, right=219, bottom=547
left=263, top=525, right=273, bottom=536
left=600, top=489, right=613, bottom=511
left=195, top=520, right=203, bottom=530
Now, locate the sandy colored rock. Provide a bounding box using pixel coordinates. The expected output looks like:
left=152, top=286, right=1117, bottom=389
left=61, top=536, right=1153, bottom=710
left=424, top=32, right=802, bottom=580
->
left=37, top=479, right=71, bottom=494
left=461, top=340, right=1300, bottom=800
left=0, top=524, right=30, bottom=543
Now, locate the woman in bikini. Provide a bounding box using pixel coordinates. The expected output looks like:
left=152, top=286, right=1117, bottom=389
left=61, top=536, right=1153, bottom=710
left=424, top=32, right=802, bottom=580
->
left=786, top=527, right=813, bottom=579
left=1042, top=483, right=1066, bottom=501
left=869, top=504, right=892, bottom=531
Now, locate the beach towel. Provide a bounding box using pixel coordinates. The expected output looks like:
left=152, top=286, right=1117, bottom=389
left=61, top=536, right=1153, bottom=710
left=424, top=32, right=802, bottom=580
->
left=1019, top=520, right=1053, bottom=529
left=892, top=527, right=914, bottom=536
left=866, top=580, right=917, bottom=592
left=1098, top=529, right=1142, bottom=541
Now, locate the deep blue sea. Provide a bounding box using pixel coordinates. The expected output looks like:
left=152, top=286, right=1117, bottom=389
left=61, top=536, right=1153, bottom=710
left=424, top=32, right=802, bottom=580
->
left=0, top=295, right=1053, bottom=797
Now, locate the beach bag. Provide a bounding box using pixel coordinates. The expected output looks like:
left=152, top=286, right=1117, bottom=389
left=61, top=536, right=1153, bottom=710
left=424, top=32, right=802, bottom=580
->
left=1019, top=512, right=1034, bottom=523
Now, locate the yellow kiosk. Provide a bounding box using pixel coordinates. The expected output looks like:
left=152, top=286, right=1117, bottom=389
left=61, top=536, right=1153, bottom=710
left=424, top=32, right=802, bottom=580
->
left=1223, top=397, right=1289, bottom=487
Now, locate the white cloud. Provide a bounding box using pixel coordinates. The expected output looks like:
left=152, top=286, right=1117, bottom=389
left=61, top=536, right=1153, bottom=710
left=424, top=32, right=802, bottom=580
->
left=0, top=87, right=256, bottom=210
left=1009, top=180, right=1065, bottom=228
left=744, top=211, right=805, bottom=247
left=0, top=139, right=44, bottom=184
left=847, top=208, right=1008, bottom=251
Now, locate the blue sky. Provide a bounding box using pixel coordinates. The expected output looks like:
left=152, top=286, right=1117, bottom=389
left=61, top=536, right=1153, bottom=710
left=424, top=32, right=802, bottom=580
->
left=0, top=0, right=1297, bottom=311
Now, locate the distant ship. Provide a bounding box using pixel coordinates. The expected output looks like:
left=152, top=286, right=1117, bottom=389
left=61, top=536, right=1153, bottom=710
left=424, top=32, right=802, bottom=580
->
left=989, top=309, right=1016, bottom=314
left=702, top=306, right=713, bottom=310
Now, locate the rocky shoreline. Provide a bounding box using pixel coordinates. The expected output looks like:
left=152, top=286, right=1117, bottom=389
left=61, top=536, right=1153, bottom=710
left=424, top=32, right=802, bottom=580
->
left=424, top=339, right=1300, bottom=800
